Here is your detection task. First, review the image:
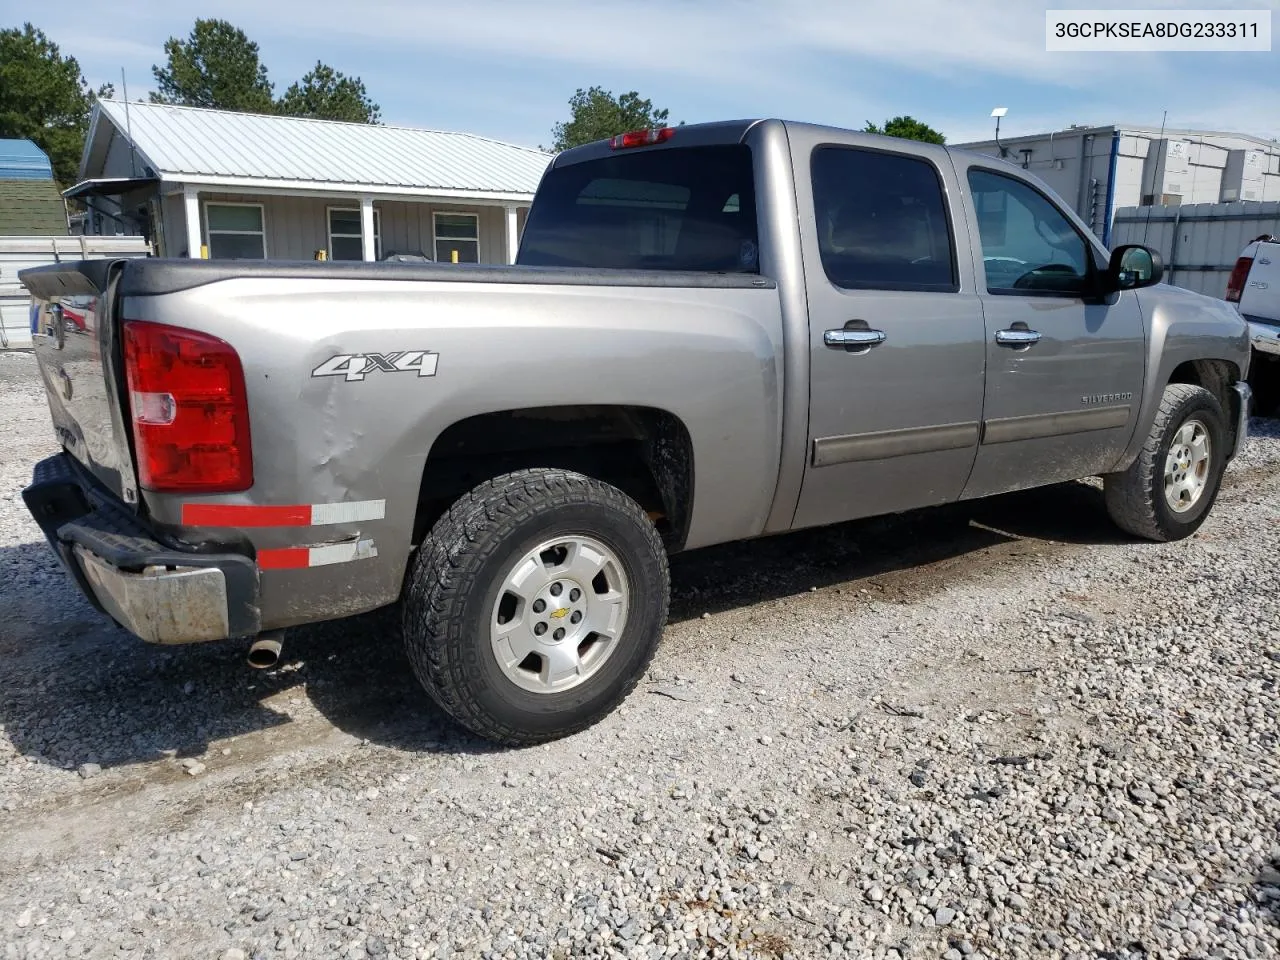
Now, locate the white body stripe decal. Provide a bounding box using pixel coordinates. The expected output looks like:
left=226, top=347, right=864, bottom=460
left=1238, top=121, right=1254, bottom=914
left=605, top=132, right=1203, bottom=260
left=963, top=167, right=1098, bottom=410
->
left=308, top=539, right=379, bottom=567
left=310, top=500, right=386, bottom=524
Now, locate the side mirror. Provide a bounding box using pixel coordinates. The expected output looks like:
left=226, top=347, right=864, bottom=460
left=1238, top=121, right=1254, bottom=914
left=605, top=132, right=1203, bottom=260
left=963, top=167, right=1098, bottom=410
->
left=1105, top=244, right=1164, bottom=292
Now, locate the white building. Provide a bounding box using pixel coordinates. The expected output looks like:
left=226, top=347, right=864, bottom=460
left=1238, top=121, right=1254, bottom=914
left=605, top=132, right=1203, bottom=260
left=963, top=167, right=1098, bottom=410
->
left=957, top=124, right=1280, bottom=245
left=67, top=100, right=553, bottom=264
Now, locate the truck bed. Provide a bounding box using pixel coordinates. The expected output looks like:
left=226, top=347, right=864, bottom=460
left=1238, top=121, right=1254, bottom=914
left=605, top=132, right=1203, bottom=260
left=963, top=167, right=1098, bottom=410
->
left=112, top=258, right=776, bottom=297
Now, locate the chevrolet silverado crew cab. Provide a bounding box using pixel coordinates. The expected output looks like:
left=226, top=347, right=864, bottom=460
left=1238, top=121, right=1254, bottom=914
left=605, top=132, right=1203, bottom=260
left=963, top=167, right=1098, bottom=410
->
left=22, top=119, right=1252, bottom=745
left=1226, top=234, right=1280, bottom=416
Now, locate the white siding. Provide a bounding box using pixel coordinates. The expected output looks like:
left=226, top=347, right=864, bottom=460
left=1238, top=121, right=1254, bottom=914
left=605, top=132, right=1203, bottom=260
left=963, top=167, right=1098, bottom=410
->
left=380, top=201, right=506, bottom=262
left=1113, top=156, right=1146, bottom=207
left=960, top=127, right=1280, bottom=237
left=102, top=128, right=143, bottom=179
left=164, top=192, right=528, bottom=262
left=159, top=192, right=186, bottom=258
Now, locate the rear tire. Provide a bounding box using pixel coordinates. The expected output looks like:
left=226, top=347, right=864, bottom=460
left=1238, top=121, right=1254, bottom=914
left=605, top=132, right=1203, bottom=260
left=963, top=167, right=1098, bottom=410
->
left=401, top=468, right=669, bottom=746
left=1103, top=383, right=1227, bottom=542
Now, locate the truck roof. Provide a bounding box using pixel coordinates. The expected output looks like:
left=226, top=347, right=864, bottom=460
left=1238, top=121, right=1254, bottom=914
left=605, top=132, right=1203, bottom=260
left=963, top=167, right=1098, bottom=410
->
left=552, top=118, right=1020, bottom=172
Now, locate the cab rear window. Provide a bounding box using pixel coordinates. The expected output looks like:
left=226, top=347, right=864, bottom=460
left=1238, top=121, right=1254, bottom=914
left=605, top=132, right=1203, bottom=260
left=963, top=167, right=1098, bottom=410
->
left=518, top=146, right=758, bottom=273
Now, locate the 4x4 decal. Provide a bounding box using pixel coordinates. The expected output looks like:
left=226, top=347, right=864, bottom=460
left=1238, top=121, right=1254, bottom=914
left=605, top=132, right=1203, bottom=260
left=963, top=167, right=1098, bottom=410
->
left=311, top=351, right=439, bottom=383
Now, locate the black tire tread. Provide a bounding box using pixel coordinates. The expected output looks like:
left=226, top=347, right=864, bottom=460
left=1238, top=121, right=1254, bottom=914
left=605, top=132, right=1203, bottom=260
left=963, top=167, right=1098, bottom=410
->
left=401, top=468, right=669, bottom=746
left=1103, top=383, right=1222, bottom=541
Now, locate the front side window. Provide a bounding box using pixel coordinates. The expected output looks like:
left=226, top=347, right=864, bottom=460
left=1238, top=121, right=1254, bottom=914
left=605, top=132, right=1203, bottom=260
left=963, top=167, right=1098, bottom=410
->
left=205, top=203, right=265, bottom=259
left=967, top=169, right=1091, bottom=295
left=811, top=146, right=957, bottom=292
left=329, top=208, right=382, bottom=261
left=435, top=212, right=480, bottom=263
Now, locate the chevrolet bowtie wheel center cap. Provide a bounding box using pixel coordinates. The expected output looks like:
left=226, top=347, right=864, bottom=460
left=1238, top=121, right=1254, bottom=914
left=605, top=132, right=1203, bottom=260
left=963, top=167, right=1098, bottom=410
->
left=531, top=580, right=586, bottom=644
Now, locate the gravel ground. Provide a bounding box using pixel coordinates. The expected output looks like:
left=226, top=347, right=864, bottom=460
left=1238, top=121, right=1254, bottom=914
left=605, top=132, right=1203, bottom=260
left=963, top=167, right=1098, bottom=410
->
left=0, top=348, right=1277, bottom=960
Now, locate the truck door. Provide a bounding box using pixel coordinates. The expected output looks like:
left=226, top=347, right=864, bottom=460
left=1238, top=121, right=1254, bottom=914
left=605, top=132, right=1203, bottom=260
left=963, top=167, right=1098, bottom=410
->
left=956, top=164, right=1146, bottom=500
left=789, top=131, right=987, bottom=529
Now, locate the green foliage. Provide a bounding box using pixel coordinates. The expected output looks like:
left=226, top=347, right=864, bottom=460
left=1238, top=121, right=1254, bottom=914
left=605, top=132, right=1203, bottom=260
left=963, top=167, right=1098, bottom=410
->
left=0, top=23, right=104, bottom=185
left=151, top=19, right=274, bottom=113
left=1, top=16, right=385, bottom=192
left=550, top=87, right=675, bottom=151
left=863, top=115, right=946, bottom=145
left=278, top=62, right=381, bottom=123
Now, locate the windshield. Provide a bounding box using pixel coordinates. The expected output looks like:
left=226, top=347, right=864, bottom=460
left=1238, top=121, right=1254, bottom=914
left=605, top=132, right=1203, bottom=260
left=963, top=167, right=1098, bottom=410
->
left=518, top=145, right=758, bottom=273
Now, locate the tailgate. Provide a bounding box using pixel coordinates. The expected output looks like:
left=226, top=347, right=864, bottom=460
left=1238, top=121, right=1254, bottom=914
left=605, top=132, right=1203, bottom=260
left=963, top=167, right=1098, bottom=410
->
left=20, top=260, right=140, bottom=508
left=1239, top=241, right=1280, bottom=322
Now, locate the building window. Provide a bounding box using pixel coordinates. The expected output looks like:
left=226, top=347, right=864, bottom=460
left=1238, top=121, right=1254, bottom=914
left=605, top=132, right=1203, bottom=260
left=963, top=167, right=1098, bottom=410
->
left=205, top=203, right=266, bottom=259
left=328, top=207, right=382, bottom=261
left=434, top=212, right=480, bottom=263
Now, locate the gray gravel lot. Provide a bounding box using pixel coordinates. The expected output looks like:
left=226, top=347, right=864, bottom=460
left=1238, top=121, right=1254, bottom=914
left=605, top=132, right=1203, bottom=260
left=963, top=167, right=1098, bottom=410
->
left=0, top=347, right=1277, bottom=960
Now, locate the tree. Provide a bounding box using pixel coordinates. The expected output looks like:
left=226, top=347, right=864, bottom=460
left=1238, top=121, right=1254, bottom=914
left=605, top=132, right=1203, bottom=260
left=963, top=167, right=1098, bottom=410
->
left=549, top=87, right=675, bottom=151
left=0, top=23, right=108, bottom=186
left=151, top=19, right=274, bottom=113
left=278, top=62, right=380, bottom=123
left=864, top=115, right=946, bottom=145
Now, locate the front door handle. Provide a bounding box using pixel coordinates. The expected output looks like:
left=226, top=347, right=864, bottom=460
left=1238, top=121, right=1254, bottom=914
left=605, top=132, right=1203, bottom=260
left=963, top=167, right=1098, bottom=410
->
left=824, top=328, right=886, bottom=352
left=995, top=328, right=1042, bottom=348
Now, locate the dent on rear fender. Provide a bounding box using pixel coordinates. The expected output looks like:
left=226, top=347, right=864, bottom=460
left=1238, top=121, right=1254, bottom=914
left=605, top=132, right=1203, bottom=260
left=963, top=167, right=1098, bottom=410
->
left=308, top=382, right=361, bottom=485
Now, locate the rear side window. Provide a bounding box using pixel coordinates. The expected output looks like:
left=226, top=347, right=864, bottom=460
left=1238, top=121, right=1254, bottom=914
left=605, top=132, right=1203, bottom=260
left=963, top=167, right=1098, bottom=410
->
left=811, top=146, right=957, bottom=292
left=518, top=146, right=758, bottom=272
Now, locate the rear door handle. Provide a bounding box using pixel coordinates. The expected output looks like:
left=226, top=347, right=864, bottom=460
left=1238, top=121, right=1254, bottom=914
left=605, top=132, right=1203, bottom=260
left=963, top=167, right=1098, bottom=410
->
left=824, top=328, right=886, bottom=352
left=995, top=328, right=1041, bottom=347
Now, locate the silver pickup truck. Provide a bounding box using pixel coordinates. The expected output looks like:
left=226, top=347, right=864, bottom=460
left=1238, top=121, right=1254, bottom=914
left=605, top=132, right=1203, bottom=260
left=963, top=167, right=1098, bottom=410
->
left=21, top=119, right=1252, bottom=745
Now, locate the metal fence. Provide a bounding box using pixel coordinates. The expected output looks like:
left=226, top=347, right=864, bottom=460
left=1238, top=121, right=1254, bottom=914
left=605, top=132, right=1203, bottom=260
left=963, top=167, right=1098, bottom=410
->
left=1111, top=201, right=1280, bottom=298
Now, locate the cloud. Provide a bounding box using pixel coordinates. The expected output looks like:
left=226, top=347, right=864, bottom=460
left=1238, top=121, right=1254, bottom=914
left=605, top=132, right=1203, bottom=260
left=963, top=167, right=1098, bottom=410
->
left=20, top=0, right=1280, bottom=145
left=35, top=0, right=1161, bottom=88
left=183, top=0, right=1119, bottom=87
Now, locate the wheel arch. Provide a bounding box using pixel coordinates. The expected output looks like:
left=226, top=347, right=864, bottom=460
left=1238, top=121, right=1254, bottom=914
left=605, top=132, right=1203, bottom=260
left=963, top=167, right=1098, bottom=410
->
left=1167, top=358, right=1245, bottom=452
left=412, top=404, right=695, bottom=553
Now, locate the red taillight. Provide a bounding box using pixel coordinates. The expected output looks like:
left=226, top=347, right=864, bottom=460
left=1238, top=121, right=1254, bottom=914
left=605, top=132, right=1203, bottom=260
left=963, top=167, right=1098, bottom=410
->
left=1226, top=256, right=1253, bottom=303
left=609, top=127, right=675, bottom=150
left=122, top=321, right=252, bottom=492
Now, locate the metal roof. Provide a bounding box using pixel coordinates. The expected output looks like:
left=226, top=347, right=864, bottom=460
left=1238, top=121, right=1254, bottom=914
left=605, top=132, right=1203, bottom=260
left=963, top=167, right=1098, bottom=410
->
left=91, top=100, right=551, bottom=198
left=0, top=140, right=55, bottom=180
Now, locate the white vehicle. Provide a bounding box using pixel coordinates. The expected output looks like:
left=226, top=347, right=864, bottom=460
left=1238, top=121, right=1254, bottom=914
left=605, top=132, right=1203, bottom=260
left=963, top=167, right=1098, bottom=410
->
left=1228, top=235, right=1280, bottom=415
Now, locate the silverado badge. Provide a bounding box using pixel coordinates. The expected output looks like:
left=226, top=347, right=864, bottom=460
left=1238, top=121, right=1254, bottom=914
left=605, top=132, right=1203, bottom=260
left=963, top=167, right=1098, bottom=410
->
left=1081, top=392, right=1133, bottom=405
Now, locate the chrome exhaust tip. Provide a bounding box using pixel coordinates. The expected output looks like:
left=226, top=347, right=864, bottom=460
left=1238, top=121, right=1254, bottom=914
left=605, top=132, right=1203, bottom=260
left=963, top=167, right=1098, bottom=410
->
left=247, top=633, right=283, bottom=669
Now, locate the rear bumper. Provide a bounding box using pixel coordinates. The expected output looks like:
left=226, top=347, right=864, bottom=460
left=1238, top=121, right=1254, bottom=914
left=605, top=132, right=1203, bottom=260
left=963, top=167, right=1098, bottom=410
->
left=1248, top=318, right=1280, bottom=357
left=22, top=453, right=260, bottom=644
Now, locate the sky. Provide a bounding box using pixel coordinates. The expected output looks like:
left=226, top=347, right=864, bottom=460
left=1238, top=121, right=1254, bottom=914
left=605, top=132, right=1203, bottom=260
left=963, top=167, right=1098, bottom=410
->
left=5, top=0, right=1279, bottom=150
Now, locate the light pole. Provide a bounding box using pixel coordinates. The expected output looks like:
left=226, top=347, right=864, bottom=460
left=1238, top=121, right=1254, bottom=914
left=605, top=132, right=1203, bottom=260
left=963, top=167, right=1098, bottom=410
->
left=991, top=107, right=1008, bottom=158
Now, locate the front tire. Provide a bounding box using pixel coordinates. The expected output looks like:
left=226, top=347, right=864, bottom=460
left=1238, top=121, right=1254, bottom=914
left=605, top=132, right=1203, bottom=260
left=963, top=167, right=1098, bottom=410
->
left=402, top=468, right=669, bottom=745
left=1103, top=383, right=1227, bottom=542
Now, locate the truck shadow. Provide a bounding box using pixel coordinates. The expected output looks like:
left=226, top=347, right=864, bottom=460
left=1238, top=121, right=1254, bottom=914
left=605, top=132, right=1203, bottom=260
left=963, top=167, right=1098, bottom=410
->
left=665, top=479, right=1126, bottom=622
left=0, top=479, right=1131, bottom=769
left=0, top=540, right=297, bottom=775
